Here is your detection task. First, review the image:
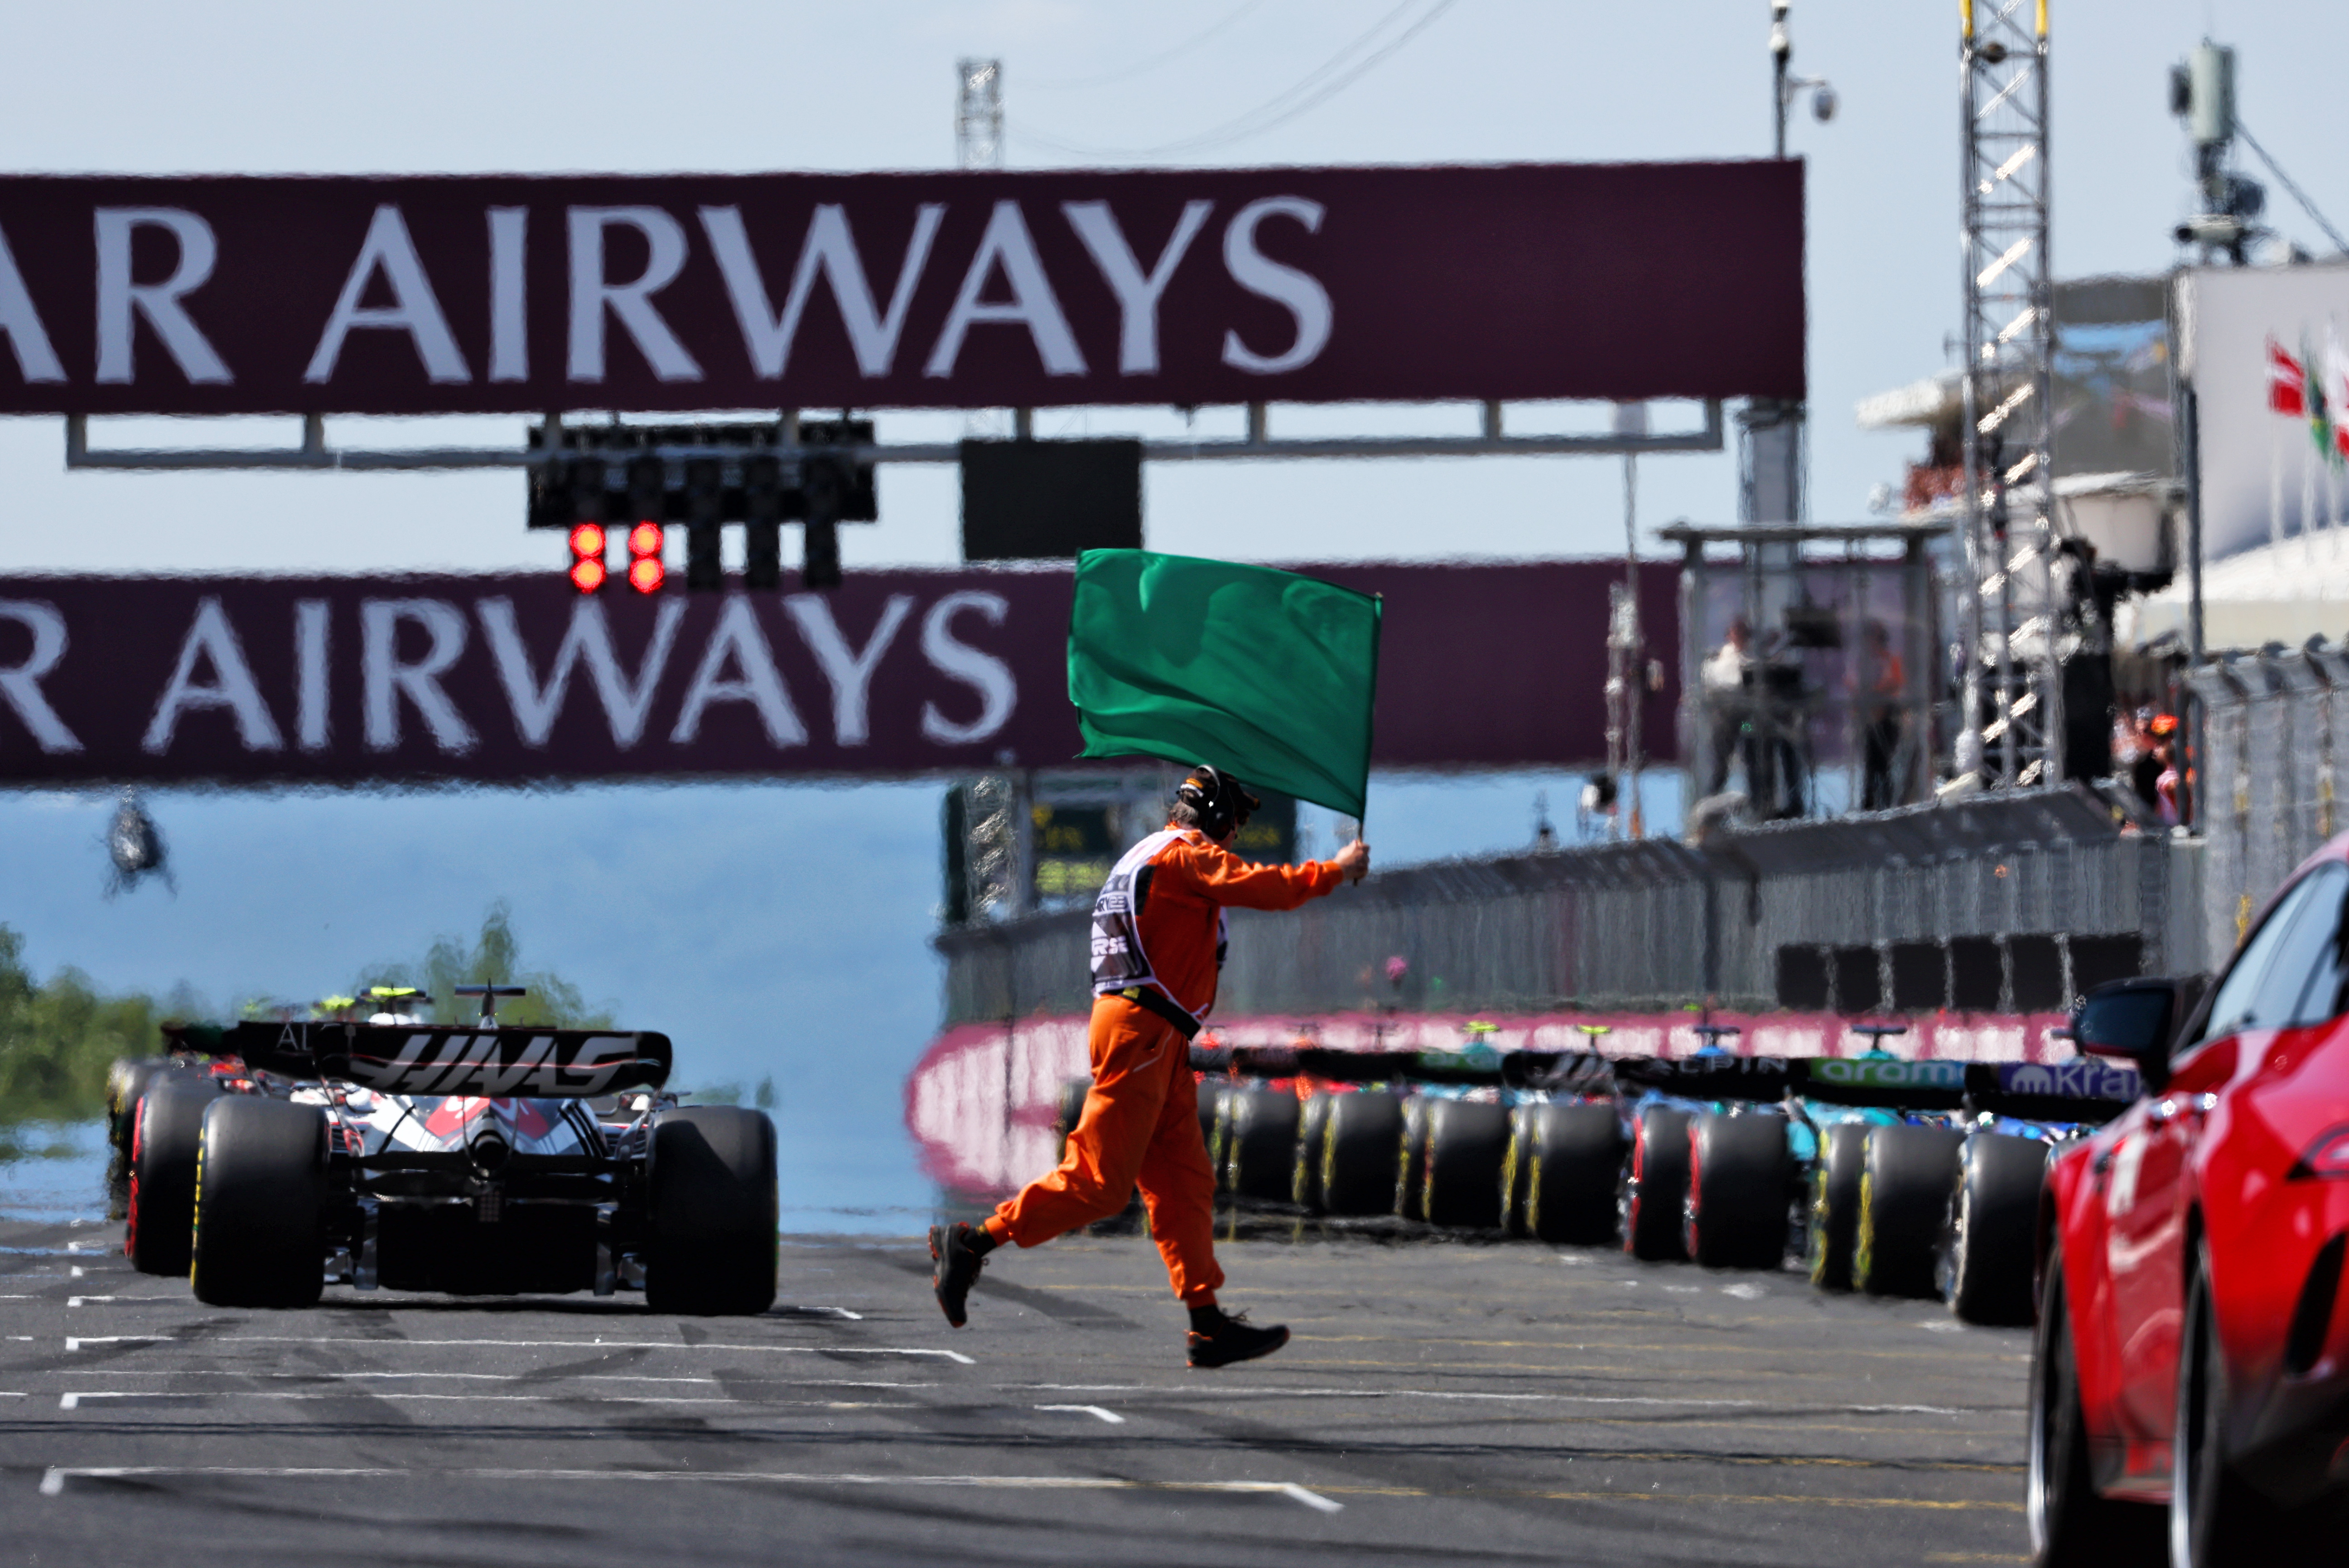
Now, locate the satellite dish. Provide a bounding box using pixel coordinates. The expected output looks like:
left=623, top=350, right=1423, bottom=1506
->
left=105, top=790, right=174, bottom=897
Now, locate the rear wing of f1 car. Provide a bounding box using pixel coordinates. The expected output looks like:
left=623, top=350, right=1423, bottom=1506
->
left=1189, top=1043, right=1616, bottom=1094
left=162, top=1020, right=673, bottom=1095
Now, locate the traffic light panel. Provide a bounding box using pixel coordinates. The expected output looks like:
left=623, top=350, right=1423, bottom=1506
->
left=568, top=523, right=607, bottom=594
left=626, top=521, right=665, bottom=594
left=527, top=418, right=876, bottom=591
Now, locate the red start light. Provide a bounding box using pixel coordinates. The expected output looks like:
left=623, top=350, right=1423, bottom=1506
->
left=629, top=521, right=664, bottom=558
left=569, top=522, right=607, bottom=559
left=628, top=556, right=666, bottom=593
left=569, top=557, right=608, bottom=594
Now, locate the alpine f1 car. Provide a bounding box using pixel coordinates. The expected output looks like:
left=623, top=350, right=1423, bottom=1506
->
left=2031, top=847, right=2349, bottom=1564
left=131, top=999, right=777, bottom=1314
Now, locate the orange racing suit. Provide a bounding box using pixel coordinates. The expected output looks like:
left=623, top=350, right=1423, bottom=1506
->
left=985, top=827, right=1343, bottom=1304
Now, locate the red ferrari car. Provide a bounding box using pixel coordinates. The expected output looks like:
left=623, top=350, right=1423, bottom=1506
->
left=2031, top=844, right=2349, bottom=1565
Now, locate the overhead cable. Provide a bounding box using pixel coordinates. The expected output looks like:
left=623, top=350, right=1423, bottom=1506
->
left=1013, top=0, right=1459, bottom=161
left=2236, top=120, right=2349, bottom=258
left=1023, top=0, right=1271, bottom=92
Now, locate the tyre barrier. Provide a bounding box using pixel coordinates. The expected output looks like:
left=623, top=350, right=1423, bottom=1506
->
left=1684, top=1110, right=1792, bottom=1270
left=1940, top=1132, right=2049, bottom=1326
left=1853, top=1124, right=1966, bottom=1298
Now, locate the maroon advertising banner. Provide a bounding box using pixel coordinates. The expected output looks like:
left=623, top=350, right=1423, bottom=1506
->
left=0, top=163, right=1803, bottom=416
left=0, top=562, right=1676, bottom=786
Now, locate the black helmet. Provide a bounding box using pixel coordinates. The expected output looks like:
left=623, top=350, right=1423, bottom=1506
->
left=1177, top=765, right=1261, bottom=840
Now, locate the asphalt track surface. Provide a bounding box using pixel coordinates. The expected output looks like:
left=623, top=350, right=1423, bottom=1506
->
left=0, top=1212, right=2032, bottom=1566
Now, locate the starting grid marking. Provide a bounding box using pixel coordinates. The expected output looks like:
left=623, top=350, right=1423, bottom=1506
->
left=35, top=1466, right=1344, bottom=1513
left=61, top=1336, right=973, bottom=1364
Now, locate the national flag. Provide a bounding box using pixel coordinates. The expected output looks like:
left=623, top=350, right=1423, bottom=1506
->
left=2330, top=325, right=2349, bottom=462
left=2270, top=337, right=2308, bottom=418
left=1066, top=550, right=1382, bottom=819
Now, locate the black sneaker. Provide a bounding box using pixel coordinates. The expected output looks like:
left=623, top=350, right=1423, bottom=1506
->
left=928, top=1222, right=989, bottom=1328
left=1187, top=1309, right=1289, bottom=1369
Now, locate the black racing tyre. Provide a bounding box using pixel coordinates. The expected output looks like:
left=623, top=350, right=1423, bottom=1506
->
left=1941, top=1133, right=2049, bottom=1327
left=127, top=1075, right=220, bottom=1276
left=1293, top=1091, right=1336, bottom=1211
left=2027, top=1245, right=2166, bottom=1564
left=1500, top=1105, right=1537, bottom=1237
left=190, top=1096, right=327, bottom=1309
left=1205, top=1084, right=1236, bottom=1192
left=647, top=1106, right=779, bottom=1316
left=2172, top=1239, right=2318, bottom=1565
left=1222, top=1084, right=1301, bottom=1202
left=1622, top=1106, right=1692, bottom=1262
left=1320, top=1092, right=1405, bottom=1216
left=106, top=1058, right=165, bottom=1155
left=1807, top=1122, right=1870, bottom=1293
left=1853, top=1124, right=1965, bottom=1298
left=1421, top=1099, right=1510, bottom=1229
left=1396, top=1096, right=1433, bottom=1219
left=1054, top=1076, right=1092, bottom=1163
left=1523, top=1101, right=1626, bottom=1245
left=1684, top=1111, right=1792, bottom=1270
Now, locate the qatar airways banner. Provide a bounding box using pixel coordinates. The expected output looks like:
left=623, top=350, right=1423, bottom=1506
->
left=904, top=1008, right=2073, bottom=1194
left=0, top=560, right=1677, bottom=786
left=0, top=162, right=1803, bottom=416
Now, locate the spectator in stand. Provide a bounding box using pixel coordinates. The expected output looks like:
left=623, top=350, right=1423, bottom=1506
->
left=2130, top=708, right=2165, bottom=812
left=1860, top=620, right=1907, bottom=811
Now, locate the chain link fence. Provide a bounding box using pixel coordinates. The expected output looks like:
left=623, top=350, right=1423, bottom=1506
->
left=2187, top=644, right=2349, bottom=960
left=936, top=787, right=2206, bottom=1027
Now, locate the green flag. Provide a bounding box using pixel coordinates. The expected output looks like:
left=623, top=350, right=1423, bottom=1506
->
left=1066, top=550, right=1381, bottom=819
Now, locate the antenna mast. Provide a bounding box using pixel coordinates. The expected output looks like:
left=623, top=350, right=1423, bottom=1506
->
left=1957, top=0, right=2063, bottom=788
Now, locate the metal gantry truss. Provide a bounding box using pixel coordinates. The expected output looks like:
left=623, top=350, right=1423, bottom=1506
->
left=1958, top=0, right=2063, bottom=787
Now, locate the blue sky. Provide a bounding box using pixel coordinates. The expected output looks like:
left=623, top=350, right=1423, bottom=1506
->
left=1, top=0, right=2341, bottom=1224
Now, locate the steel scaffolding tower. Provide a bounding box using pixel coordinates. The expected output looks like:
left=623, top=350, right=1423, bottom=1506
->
left=1957, top=0, right=2062, bottom=787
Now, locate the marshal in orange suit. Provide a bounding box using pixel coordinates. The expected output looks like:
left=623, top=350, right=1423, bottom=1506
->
left=930, top=766, right=1370, bottom=1368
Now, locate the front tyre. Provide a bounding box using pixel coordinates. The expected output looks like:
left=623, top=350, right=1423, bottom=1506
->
left=190, top=1096, right=327, bottom=1309
left=647, top=1106, right=779, bottom=1316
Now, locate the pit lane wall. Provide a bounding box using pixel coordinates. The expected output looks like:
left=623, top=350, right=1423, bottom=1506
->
left=903, top=1008, right=2070, bottom=1196
left=914, top=786, right=2205, bottom=1196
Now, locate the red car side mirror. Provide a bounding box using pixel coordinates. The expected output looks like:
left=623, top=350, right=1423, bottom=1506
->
left=2070, top=976, right=2196, bottom=1095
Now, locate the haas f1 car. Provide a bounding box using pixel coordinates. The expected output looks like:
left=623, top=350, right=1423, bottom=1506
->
left=135, top=1011, right=777, bottom=1315
left=2032, top=845, right=2349, bottom=1564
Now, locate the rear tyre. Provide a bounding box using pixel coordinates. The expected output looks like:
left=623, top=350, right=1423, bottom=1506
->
left=1395, top=1096, right=1433, bottom=1220
left=1205, top=1085, right=1236, bottom=1193
left=1524, top=1101, right=1625, bottom=1245
left=1321, top=1092, right=1405, bottom=1216
left=2027, top=1245, right=2166, bottom=1564
left=1222, top=1085, right=1301, bottom=1202
left=1622, top=1106, right=1692, bottom=1262
left=127, top=1076, right=219, bottom=1276
left=1853, top=1124, right=1963, bottom=1298
left=1684, top=1112, right=1791, bottom=1270
left=1293, top=1092, right=1336, bottom=1211
left=189, top=1096, right=326, bottom=1309
left=1807, top=1122, right=1869, bottom=1292
left=1421, top=1099, right=1510, bottom=1229
left=647, top=1107, right=778, bottom=1316
left=1942, top=1133, right=2049, bottom=1326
